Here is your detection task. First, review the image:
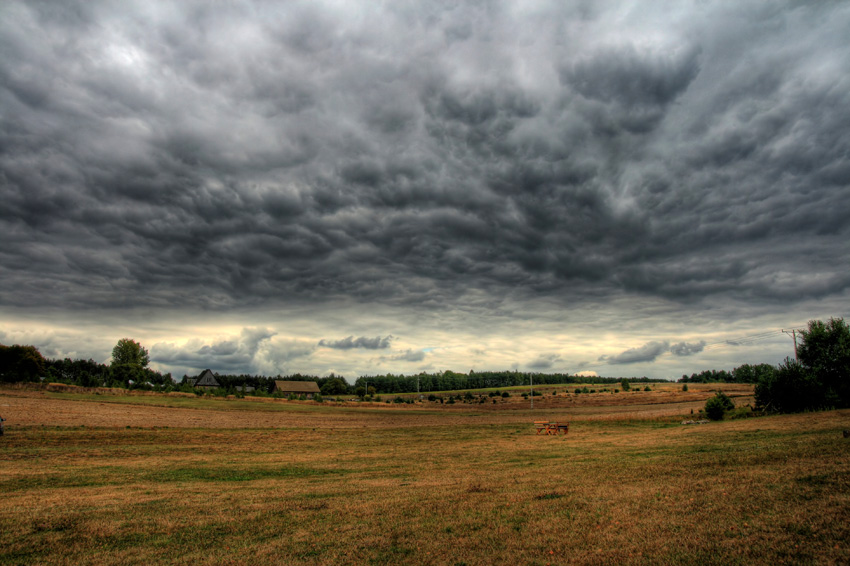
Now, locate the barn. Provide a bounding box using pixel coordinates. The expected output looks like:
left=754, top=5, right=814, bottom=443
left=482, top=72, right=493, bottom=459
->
left=190, top=369, right=220, bottom=391
left=273, top=380, right=321, bottom=398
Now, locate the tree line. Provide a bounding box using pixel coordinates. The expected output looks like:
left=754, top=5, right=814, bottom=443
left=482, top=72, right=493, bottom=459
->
left=350, top=371, right=663, bottom=395
left=678, top=363, right=777, bottom=384
left=2, top=317, right=848, bottom=414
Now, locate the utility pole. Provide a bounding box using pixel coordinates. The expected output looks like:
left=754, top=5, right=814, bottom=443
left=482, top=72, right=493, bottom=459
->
left=782, top=329, right=799, bottom=361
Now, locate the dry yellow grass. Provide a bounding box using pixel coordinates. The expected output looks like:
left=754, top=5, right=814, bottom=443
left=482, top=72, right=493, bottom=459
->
left=1, top=385, right=847, bottom=565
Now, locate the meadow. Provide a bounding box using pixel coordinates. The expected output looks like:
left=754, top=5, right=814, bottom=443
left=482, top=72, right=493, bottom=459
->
left=1, top=384, right=848, bottom=565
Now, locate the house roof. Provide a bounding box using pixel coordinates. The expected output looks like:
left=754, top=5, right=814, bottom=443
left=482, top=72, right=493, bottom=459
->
left=274, top=380, right=320, bottom=393
left=195, top=369, right=220, bottom=387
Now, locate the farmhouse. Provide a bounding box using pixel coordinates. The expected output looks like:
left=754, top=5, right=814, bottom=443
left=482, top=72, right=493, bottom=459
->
left=273, top=380, right=320, bottom=398
left=190, top=369, right=221, bottom=391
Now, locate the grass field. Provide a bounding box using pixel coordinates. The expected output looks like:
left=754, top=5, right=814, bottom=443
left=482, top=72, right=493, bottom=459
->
left=1, top=384, right=849, bottom=565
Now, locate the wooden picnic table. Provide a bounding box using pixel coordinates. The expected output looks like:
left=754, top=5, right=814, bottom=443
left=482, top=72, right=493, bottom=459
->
left=534, top=420, right=569, bottom=435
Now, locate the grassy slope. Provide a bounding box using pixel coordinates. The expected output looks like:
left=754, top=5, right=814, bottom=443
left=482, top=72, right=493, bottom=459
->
left=0, top=393, right=848, bottom=565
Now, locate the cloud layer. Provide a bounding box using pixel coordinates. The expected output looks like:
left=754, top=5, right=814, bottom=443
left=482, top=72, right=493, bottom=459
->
left=1, top=1, right=849, bottom=378
left=319, top=336, right=394, bottom=350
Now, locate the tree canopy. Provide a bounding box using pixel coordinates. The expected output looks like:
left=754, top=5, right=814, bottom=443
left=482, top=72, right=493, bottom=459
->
left=755, top=318, right=850, bottom=412
left=111, top=338, right=149, bottom=369
left=0, top=344, right=46, bottom=382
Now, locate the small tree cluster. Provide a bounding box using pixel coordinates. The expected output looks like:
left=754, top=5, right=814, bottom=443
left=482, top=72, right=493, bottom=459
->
left=704, top=392, right=735, bottom=420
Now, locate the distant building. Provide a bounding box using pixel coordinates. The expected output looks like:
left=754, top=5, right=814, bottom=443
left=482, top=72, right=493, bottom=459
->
left=273, top=380, right=320, bottom=398
left=190, top=369, right=220, bottom=391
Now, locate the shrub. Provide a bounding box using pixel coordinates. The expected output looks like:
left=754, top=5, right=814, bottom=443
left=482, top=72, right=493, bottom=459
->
left=501, top=391, right=510, bottom=398
left=756, top=358, right=822, bottom=413
left=428, top=394, right=437, bottom=402
left=620, top=379, right=631, bottom=391
left=682, top=383, right=689, bottom=392
left=704, top=392, right=735, bottom=420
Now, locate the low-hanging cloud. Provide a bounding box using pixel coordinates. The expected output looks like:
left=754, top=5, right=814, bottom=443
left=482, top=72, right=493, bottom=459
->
left=670, top=340, right=707, bottom=357
left=318, top=335, right=394, bottom=350
left=601, top=341, right=670, bottom=365
left=527, top=353, right=561, bottom=370
left=151, top=327, right=278, bottom=374
left=602, top=338, right=708, bottom=365
left=387, top=349, right=426, bottom=362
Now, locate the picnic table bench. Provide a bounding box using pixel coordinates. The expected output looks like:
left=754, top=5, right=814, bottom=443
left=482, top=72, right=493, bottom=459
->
left=534, top=420, right=569, bottom=435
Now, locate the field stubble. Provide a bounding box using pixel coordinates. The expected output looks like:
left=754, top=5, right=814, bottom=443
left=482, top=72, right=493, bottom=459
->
left=1, top=384, right=848, bottom=565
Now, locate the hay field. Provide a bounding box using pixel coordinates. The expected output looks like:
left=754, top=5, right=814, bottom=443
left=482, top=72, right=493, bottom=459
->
left=1, top=384, right=848, bottom=565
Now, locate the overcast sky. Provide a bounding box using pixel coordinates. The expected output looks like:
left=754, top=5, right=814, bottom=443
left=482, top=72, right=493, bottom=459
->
left=2, top=1, right=849, bottom=381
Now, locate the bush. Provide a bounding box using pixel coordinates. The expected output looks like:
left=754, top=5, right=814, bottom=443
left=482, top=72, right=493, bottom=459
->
left=682, top=383, right=688, bottom=392
left=501, top=392, right=510, bottom=398
left=756, top=358, right=822, bottom=413
left=704, top=392, right=735, bottom=420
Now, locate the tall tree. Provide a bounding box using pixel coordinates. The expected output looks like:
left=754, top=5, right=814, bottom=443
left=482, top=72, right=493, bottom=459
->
left=797, top=317, right=850, bottom=407
left=111, top=338, right=149, bottom=369
left=0, top=344, right=46, bottom=382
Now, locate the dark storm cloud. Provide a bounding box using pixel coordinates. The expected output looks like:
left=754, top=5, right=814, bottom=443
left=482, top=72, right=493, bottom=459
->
left=1, top=0, right=850, bottom=322
left=319, top=336, right=394, bottom=350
